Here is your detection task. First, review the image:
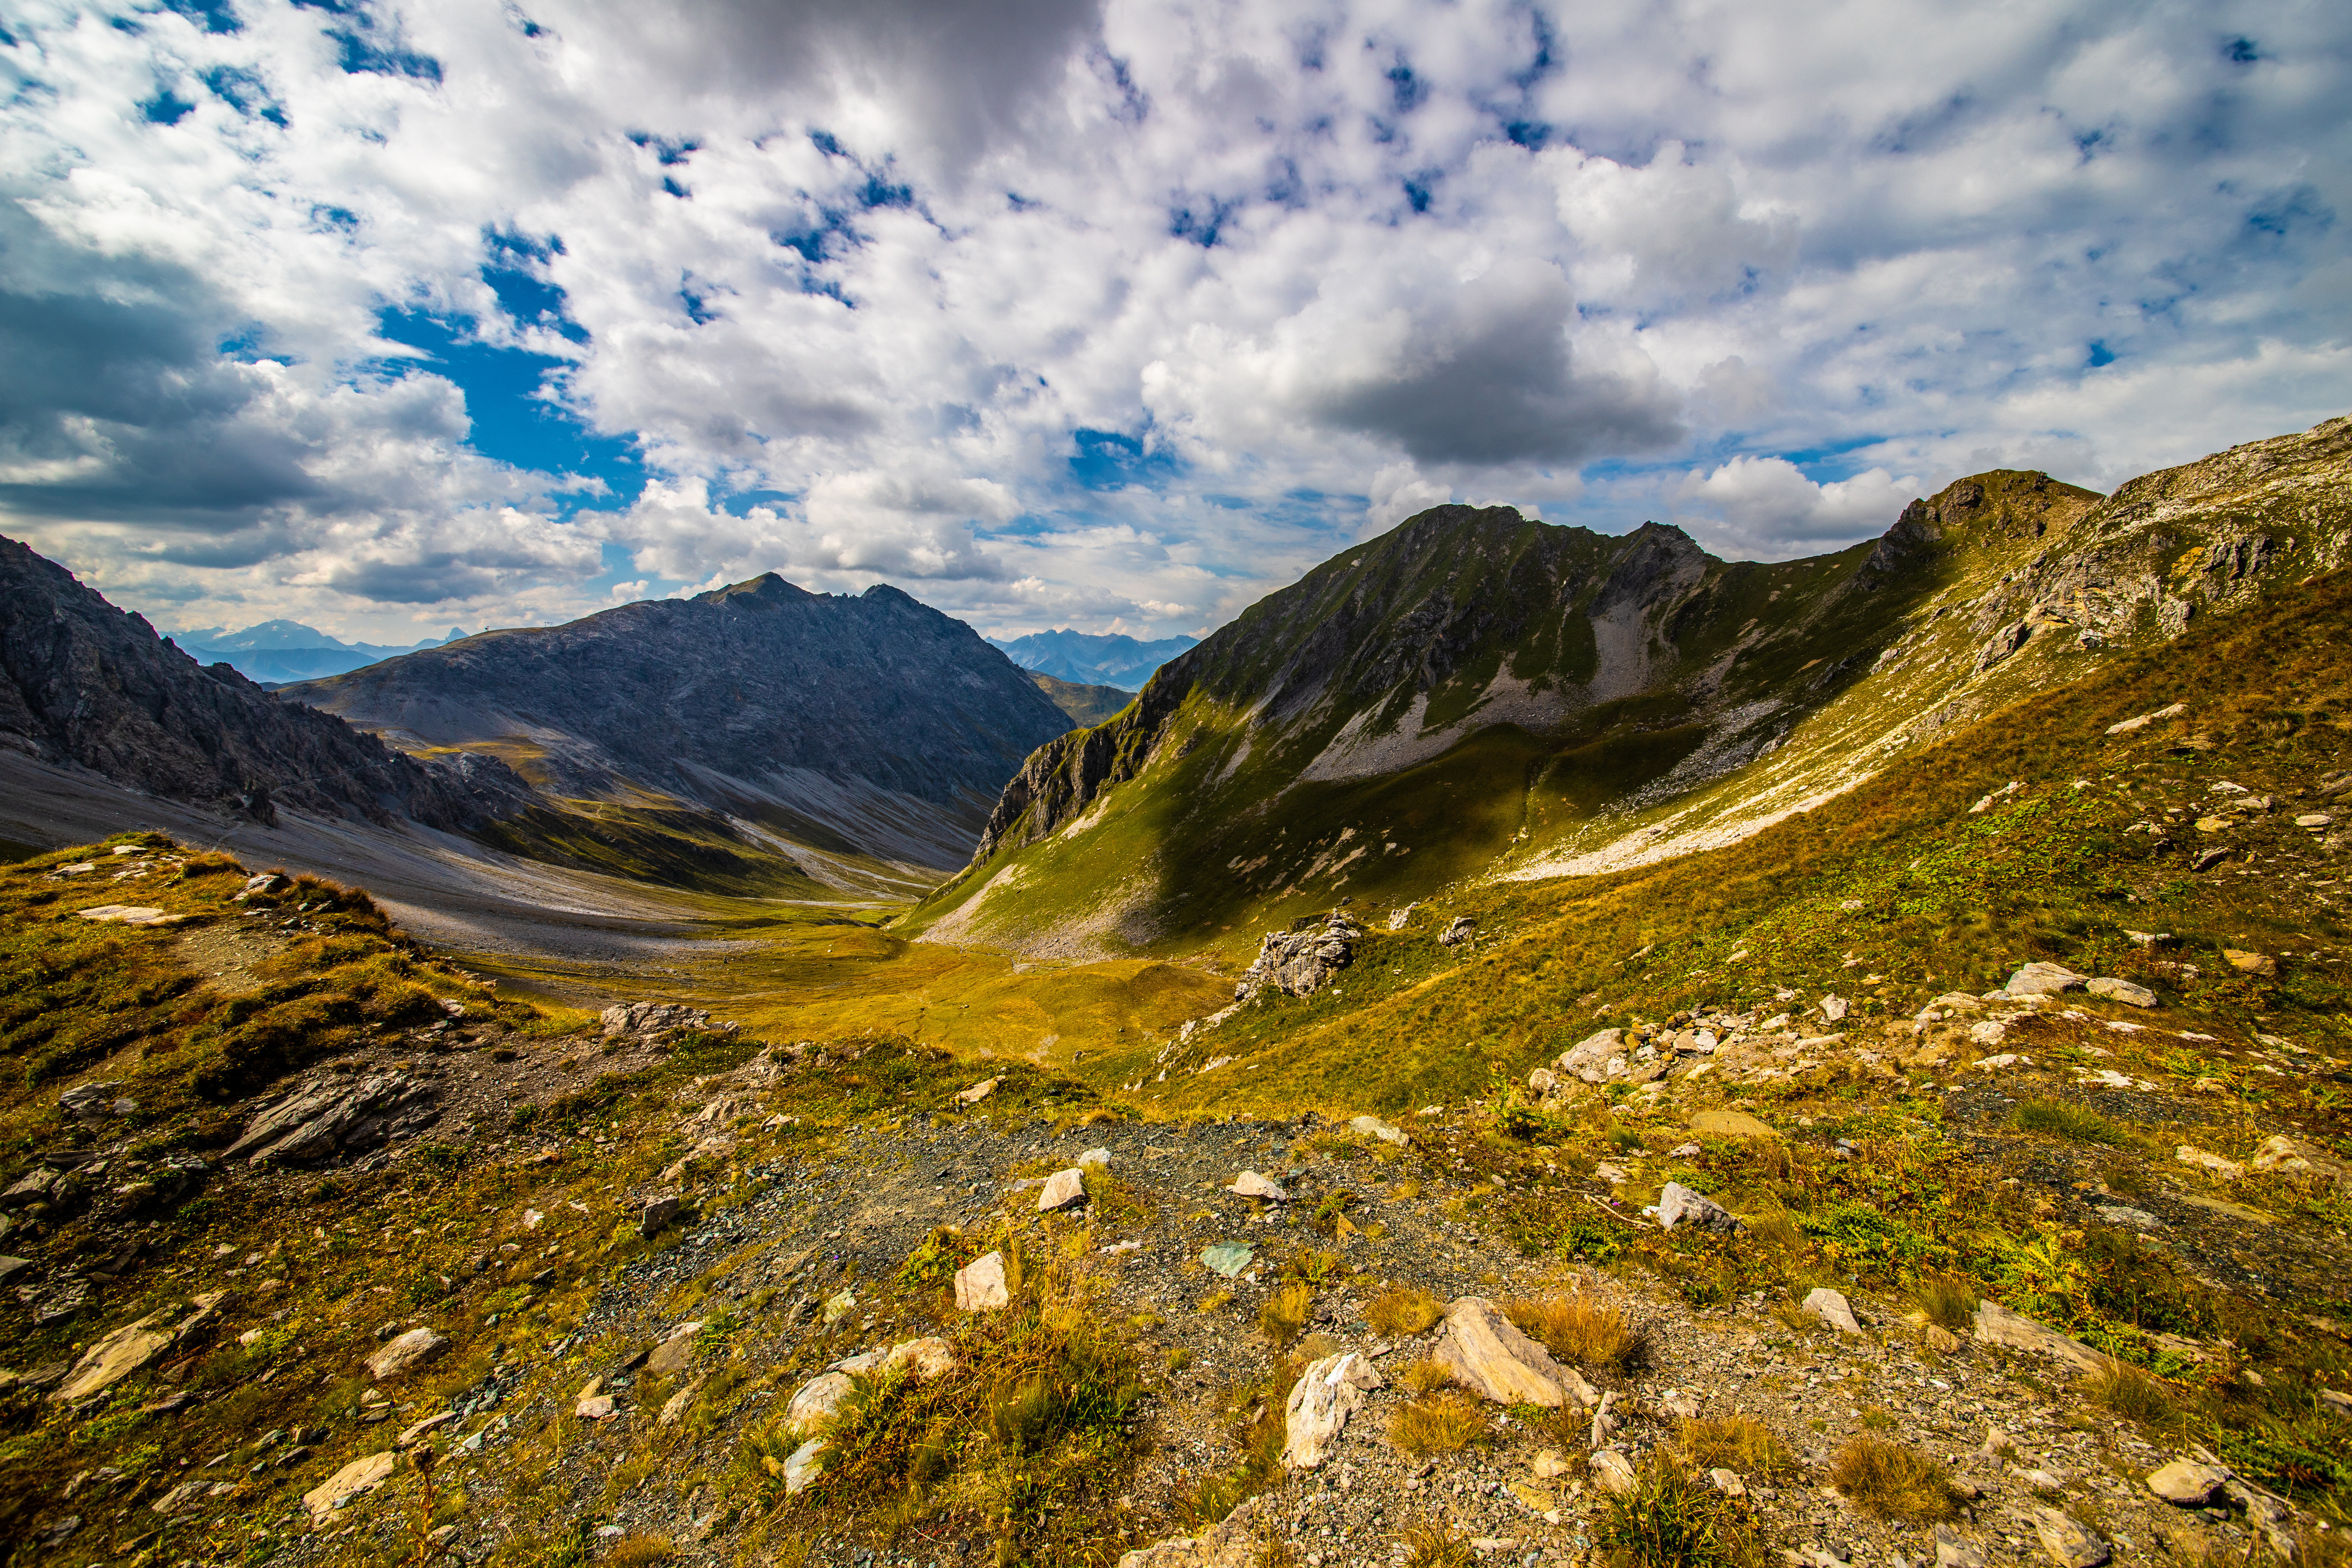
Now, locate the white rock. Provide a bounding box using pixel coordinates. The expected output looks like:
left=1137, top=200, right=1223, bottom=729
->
left=2176, top=1145, right=2245, bottom=1178
left=1076, top=1147, right=1114, bottom=1169
left=955, top=1078, right=997, bottom=1104
left=1973, top=1300, right=2112, bottom=1374
left=1589, top=1449, right=1638, bottom=1496
left=2006, top=962, right=2087, bottom=997
left=1708, top=1467, right=1746, bottom=1497
left=783, top=1438, right=827, bottom=1493
left=1434, top=1297, right=1596, bottom=1408
left=882, top=1336, right=959, bottom=1381
left=1281, top=1351, right=1385, bottom=1469
left=2146, top=1459, right=2226, bottom=1506
left=2085, top=978, right=2156, bottom=1007
left=1821, top=995, right=1849, bottom=1023
left=364, top=1328, right=447, bottom=1382
left=1660, top=1388, right=1701, bottom=1420
left=1656, top=1182, right=1741, bottom=1233
left=1037, top=1168, right=1087, bottom=1211
left=1556, top=1029, right=1624, bottom=1083
left=1527, top=1067, right=1559, bottom=1094
left=2251, top=1133, right=2352, bottom=1184
left=955, top=1251, right=1010, bottom=1312
left=1348, top=1115, right=1409, bottom=1146
left=1228, top=1170, right=1288, bottom=1200
left=1801, top=1288, right=1863, bottom=1335
left=303, top=1451, right=397, bottom=1523
left=786, top=1371, right=854, bottom=1438
left=1968, top=1020, right=2008, bottom=1046
left=576, top=1393, right=616, bottom=1420
left=54, top=1311, right=175, bottom=1403
left=2033, top=1507, right=2110, bottom=1568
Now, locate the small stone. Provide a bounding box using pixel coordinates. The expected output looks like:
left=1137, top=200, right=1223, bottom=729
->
left=954, top=1251, right=1010, bottom=1312
left=2222, top=949, right=2276, bottom=977
left=2191, top=849, right=2228, bottom=872
left=2084, top=978, right=2155, bottom=1007
left=1348, top=1115, right=1409, bottom=1146
left=2033, top=1506, right=2110, bottom=1568
left=1661, top=1388, right=1702, bottom=1419
left=820, top=1288, right=856, bottom=1324
left=1037, top=1168, right=1087, bottom=1211
left=638, top=1194, right=682, bottom=1237
left=2005, top=962, right=2087, bottom=997
left=1527, top=1067, right=1559, bottom=1094
left=1656, top=1182, right=1741, bottom=1234
left=575, top=1393, right=615, bottom=1420
left=646, top=1322, right=702, bottom=1376
left=1924, top=1324, right=1962, bottom=1354
left=1199, top=1241, right=1255, bottom=1278
left=1532, top=1449, right=1572, bottom=1479
left=2146, top=1460, right=2226, bottom=1506
left=1708, top=1467, right=1746, bottom=1497
left=782, top=1437, right=827, bottom=1493
left=955, top=1077, right=998, bottom=1104
left=1589, top=1449, right=1637, bottom=1496
left=151, top=1480, right=209, bottom=1516
left=2296, top=812, right=2334, bottom=829
left=2176, top=1145, right=2244, bottom=1179
left=1228, top=1170, right=1288, bottom=1201
left=1281, top=1350, right=1385, bottom=1468
left=1821, top=994, right=1849, bottom=1022
left=365, top=1328, right=447, bottom=1382
left=658, top=1379, right=701, bottom=1426
left=303, top=1451, right=397, bottom=1523
left=1933, top=1525, right=1987, bottom=1568
left=1801, top=1288, right=1863, bottom=1335
left=1440, top=916, right=1476, bottom=946
left=1076, top=1147, right=1114, bottom=1169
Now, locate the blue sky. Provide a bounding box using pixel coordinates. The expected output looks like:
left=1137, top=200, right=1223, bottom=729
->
left=1, top=0, right=2346, bottom=644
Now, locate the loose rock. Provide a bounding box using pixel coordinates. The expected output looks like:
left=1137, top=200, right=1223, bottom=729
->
left=2033, top=1506, right=2110, bottom=1568
left=1228, top=1170, right=1287, bottom=1200
left=2085, top=977, right=2156, bottom=1007
left=1037, top=1168, right=1087, bottom=1211
left=1656, top=1182, right=1741, bottom=1234
left=1435, top=1296, right=1596, bottom=1408
left=954, top=1251, right=1009, bottom=1312
left=2146, top=1459, right=2226, bottom=1506
left=365, top=1328, right=448, bottom=1382
left=225, top=1073, right=438, bottom=1167
left=1801, top=1288, right=1864, bottom=1335
left=1281, top=1350, right=1384, bottom=1469
left=303, top=1451, right=397, bottom=1524
left=2005, top=962, right=2087, bottom=997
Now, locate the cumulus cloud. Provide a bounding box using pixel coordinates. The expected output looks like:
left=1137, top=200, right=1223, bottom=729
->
left=0, top=0, right=2345, bottom=644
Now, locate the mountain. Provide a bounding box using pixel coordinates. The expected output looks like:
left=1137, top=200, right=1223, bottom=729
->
left=282, top=576, right=1074, bottom=875
left=175, top=620, right=468, bottom=685
left=0, top=536, right=526, bottom=832
left=1026, top=669, right=1134, bottom=727
left=989, top=628, right=1199, bottom=690
left=916, top=416, right=2352, bottom=956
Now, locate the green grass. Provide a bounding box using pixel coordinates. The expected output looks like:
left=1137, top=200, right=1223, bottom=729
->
left=1594, top=1455, right=1765, bottom=1568
left=2012, top=1098, right=2142, bottom=1149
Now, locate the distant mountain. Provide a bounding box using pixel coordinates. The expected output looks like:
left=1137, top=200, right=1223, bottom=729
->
left=0, top=537, right=526, bottom=832
left=1026, top=670, right=1133, bottom=727
left=988, top=629, right=1199, bottom=691
left=283, top=576, right=1073, bottom=872
left=177, top=621, right=468, bottom=685
left=919, top=416, right=2352, bottom=957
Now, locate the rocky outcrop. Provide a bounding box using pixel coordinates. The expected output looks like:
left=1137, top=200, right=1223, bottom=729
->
left=0, top=535, right=530, bottom=831
left=285, top=574, right=1071, bottom=869
left=1238, top=911, right=1361, bottom=997
left=224, top=1073, right=437, bottom=1166
left=599, top=1002, right=732, bottom=1039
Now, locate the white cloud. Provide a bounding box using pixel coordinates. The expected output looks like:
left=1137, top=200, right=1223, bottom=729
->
left=0, top=0, right=2344, bottom=642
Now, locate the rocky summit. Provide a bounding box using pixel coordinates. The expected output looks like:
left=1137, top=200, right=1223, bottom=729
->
left=0, top=417, right=2350, bottom=1568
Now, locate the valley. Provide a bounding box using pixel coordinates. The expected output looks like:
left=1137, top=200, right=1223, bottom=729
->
left=0, top=419, right=2348, bottom=1568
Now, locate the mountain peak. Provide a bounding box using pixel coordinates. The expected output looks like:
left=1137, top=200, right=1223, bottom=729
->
left=697, top=572, right=813, bottom=606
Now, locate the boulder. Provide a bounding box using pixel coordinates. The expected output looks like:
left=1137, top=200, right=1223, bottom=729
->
left=1281, top=1350, right=1385, bottom=1469
left=1972, top=1301, right=2111, bottom=1374
left=2005, top=962, right=2087, bottom=997
left=2084, top=978, right=2156, bottom=1007
left=1434, top=1296, right=1597, bottom=1408
left=303, top=1451, right=398, bottom=1524
left=2221, top=949, right=2275, bottom=977
left=365, top=1328, right=448, bottom=1382
left=1656, top=1183, right=1741, bottom=1234
left=1228, top=1170, right=1287, bottom=1200
left=1349, top=1115, right=1409, bottom=1147
left=1557, top=1029, right=1624, bottom=1084
left=226, top=1073, right=438, bottom=1167
left=1801, top=1288, right=1863, bottom=1335
left=1934, top=1525, right=1988, bottom=1568
left=2146, top=1459, right=2226, bottom=1506
left=1115, top=1496, right=1272, bottom=1568
left=1242, top=912, right=1362, bottom=996
left=1439, top=916, right=1476, bottom=947
left=954, top=1251, right=1010, bottom=1312
left=786, top=1371, right=854, bottom=1438
left=646, top=1322, right=702, bottom=1376
left=55, top=1311, right=174, bottom=1402
left=1037, top=1168, right=1087, bottom=1211
left=2033, top=1507, right=2110, bottom=1568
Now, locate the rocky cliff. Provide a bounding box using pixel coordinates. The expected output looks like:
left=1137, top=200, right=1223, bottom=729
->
left=284, top=576, right=1073, bottom=871
left=0, top=535, right=527, bottom=832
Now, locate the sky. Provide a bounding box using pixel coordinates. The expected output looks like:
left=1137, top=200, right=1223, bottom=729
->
left=1, top=0, right=2347, bottom=646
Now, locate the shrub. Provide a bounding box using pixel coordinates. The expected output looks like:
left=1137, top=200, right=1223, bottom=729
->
left=1677, top=1416, right=1797, bottom=1481
left=1829, top=1436, right=1965, bottom=1522
left=1388, top=1391, right=1486, bottom=1455
left=1594, top=1456, right=1763, bottom=1568
left=1366, top=1286, right=1444, bottom=1336
left=1505, top=1293, right=1646, bottom=1370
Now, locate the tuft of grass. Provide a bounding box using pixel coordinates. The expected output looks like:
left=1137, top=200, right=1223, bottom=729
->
left=1198, top=1286, right=1234, bottom=1313
left=608, top=1537, right=673, bottom=1566
left=1505, top=1293, right=1646, bottom=1370
left=2012, top=1098, right=2139, bottom=1149
left=1399, top=1522, right=1476, bottom=1568
left=1828, top=1436, right=1967, bottom=1522
left=1388, top=1390, right=1487, bottom=1456
left=2081, top=1364, right=2177, bottom=1430
left=1677, top=1416, right=1797, bottom=1481
left=1594, top=1455, right=1764, bottom=1568
left=1366, top=1286, right=1444, bottom=1337
left=1397, top=1357, right=1458, bottom=1394
left=1258, top=1281, right=1312, bottom=1347
left=1860, top=1407, right=1896, bottom=1431
left=1913, top=1275, right=1977, bottom=1331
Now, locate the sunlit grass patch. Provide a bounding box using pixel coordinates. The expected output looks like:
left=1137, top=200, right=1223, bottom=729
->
left=1365, top=1285, right=1444, bottom=1337
left=1505, top=1292, right=1646, bottom=1370
left=1677, top=1415, right=1797, bottom=1481
left=1594, top=1455, right=1764, bottom=1568
left=1829, top=1436, right=1966, bottom=1522
left=1388, top=1390, right=1487, bottom=1455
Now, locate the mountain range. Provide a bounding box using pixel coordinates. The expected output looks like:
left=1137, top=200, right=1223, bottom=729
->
left=174, top=619, right=469, bottom=685
left=988, top=628, right=1199, bottom=691
left=281, top=575, right=1073, bottom=880
left=916, top=416, right=2352, bottom=957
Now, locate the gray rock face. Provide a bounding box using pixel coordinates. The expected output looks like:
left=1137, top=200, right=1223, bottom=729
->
left=225, top=1074, right=437, bottom=1166
left=2005, top=962, right=2088, bottom=997
left=0, top=534, right=529, bottom=831
left=1240, top=912, right=1361, bottom=997
left=601, top=1002, right=730, bottom=1039
left=285, top=574, right=1070, bottom=870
